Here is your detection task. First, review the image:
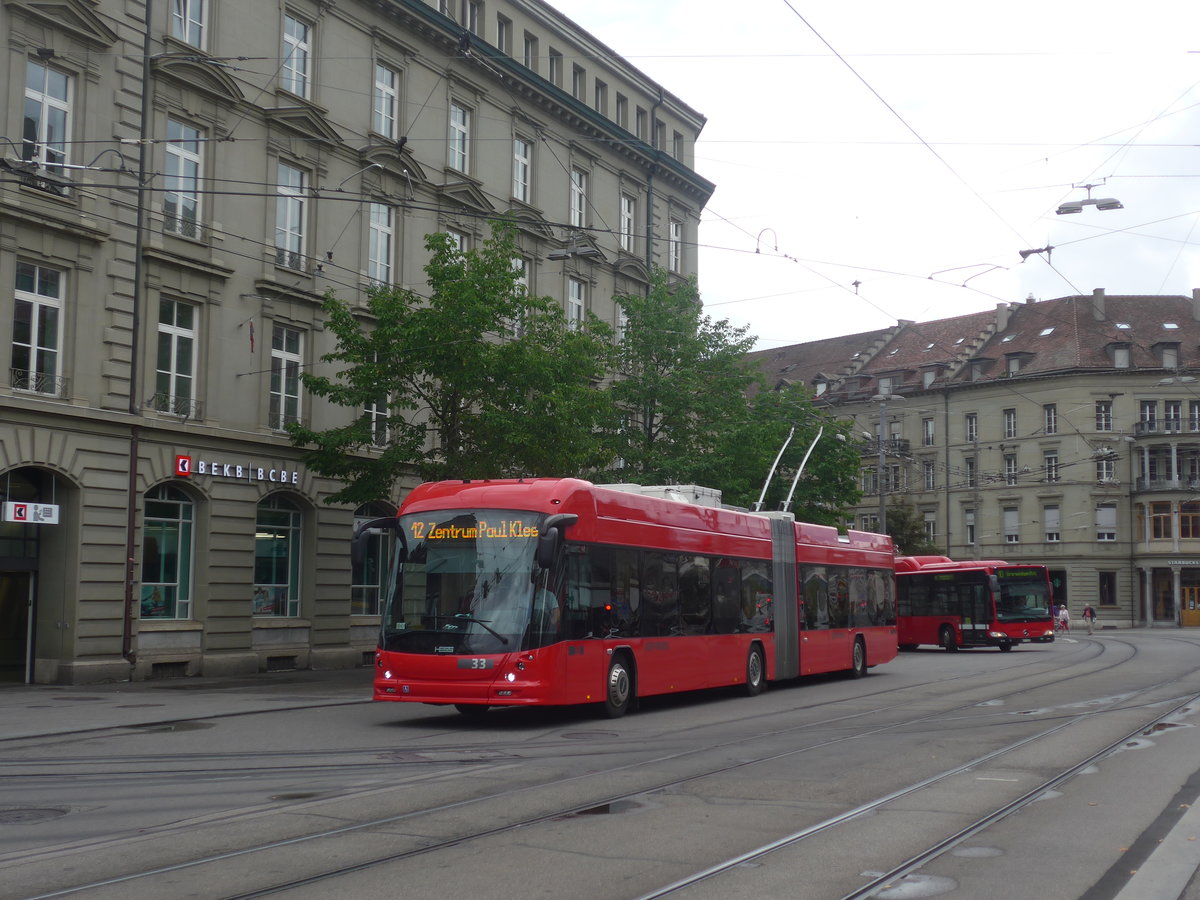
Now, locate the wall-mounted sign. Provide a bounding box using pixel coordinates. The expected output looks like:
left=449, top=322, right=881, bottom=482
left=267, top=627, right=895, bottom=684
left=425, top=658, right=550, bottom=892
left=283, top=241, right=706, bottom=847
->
left=3, top=502, right=59, bottom=524
left=174, top=454, right=301, bottom=485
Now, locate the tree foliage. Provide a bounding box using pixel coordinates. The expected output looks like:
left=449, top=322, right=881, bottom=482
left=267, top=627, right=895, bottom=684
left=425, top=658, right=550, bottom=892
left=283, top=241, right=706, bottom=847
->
left=884, top=500, right=941, bottom=555
left=289, top=224, right=616, bottom=503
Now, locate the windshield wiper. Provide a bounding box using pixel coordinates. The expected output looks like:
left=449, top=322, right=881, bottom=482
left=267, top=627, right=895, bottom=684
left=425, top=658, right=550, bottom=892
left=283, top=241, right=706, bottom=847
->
left=451, top=614, right=510, bottom=645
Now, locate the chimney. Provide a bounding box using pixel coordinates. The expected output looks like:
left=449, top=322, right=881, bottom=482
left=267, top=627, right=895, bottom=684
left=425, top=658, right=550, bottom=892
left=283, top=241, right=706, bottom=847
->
left=1192, top=288, right=1200, bottom=322
left=995, top=302, right=1010, bottom=332
left=1092, top=287, right=1106, bottom=322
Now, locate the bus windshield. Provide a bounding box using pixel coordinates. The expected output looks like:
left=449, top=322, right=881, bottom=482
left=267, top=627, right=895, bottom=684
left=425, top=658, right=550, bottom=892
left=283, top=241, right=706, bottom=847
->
left=995, top=570, right=1051, bottom=622
left=379, top=510, right=550, bottom=655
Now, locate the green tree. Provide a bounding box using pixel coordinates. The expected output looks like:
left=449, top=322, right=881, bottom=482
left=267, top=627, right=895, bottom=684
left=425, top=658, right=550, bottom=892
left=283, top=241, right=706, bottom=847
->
left=884, top=500, right=941, bottom=555
left=289, top=224, right=616, bottom=503
left=697, top=382, right=862, bottom=523
left=606, top=270, right=759, bottom=484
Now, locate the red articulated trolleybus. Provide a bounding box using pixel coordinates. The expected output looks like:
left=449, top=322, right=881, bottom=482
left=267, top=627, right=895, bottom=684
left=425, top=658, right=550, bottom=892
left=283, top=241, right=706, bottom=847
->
left=360, top=479, right=897, bottom=717
left=894, top=556, right=1055, bottom=652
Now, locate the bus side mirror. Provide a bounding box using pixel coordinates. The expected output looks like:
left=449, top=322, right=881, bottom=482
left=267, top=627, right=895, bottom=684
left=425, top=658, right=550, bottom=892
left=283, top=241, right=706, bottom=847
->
left=352, top=516, right=404, bottom=568
left=535, top=513, right=578, bottom=569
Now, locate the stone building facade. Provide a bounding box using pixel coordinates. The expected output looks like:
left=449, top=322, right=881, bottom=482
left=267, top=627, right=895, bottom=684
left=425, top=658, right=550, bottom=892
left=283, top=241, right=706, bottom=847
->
left=0, top=0, right=713, bottom=683
left=751, top=289, right=1200, bottom=628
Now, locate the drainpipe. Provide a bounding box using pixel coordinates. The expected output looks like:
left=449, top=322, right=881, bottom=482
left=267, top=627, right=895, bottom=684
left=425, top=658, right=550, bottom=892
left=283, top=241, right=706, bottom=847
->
left=122, top=0, right=154, bottom=670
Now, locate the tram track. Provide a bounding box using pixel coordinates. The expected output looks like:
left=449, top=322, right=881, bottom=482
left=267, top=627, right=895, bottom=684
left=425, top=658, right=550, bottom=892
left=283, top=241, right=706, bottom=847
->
left=6, top=635, right=1193, bottom=900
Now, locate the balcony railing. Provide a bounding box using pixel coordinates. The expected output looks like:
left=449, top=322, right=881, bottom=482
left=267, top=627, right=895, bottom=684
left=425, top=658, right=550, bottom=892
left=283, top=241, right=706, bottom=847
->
left=148, top=392, right=203, bottom=420
left=860, top=438, right=910, bottom=457
left=1135, top=477, right=1200, bottom=493
left=162, top=215, right=209, bottom=242
left=9, top=368, right=68, bottom=397
left=1134, top=420, right=1200, bottom=437
left=274, top=248, right=313, bottom=273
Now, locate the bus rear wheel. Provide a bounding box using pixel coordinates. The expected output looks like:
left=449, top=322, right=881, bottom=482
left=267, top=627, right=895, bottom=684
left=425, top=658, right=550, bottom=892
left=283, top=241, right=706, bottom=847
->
left=851, top=638, right=868, bottom=678
left=744, top=645, right=765, bottom=696
left=604, top=657, right=632, bottom=718
left=939, top=625, right=958, bottom=652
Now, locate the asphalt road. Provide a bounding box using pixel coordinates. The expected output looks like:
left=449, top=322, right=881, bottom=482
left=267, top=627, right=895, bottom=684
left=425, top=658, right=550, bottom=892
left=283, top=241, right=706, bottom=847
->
left=2, top=629, right=1200, bottom=900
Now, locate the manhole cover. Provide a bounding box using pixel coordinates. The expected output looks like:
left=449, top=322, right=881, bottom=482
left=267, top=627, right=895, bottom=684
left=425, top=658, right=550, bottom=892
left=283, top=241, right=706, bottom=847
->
left=0, top=808, right=69, bottom=824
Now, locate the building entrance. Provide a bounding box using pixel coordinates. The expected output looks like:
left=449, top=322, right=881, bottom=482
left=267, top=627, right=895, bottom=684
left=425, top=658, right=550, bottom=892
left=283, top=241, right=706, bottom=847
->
left=0, top=572, right=33, bottom=682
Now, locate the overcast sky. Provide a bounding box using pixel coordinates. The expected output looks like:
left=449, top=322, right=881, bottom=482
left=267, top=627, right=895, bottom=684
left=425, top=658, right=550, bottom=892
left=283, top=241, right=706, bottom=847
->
left=548, top=0, right=1200, bottom=350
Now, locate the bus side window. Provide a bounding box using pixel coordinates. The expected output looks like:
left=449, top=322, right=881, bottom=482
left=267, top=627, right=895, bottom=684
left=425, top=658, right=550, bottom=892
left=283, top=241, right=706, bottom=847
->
left=712, top=560, right=741, bottom=634
left=642, top=551, right=681, bottom=636
left=741, top=560, right=773, bottom=633
left=678, top=555, right=712, bottom=634
left=803, top=567, right=828, bottom=630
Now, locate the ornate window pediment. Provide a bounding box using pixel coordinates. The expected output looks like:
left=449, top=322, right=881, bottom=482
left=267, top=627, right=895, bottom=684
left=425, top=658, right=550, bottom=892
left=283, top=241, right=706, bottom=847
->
left=264, top=104, right=343, bottom=144
left=4, top=0, right=118, bottom=47
left=152, top=55, right=244, bottom=105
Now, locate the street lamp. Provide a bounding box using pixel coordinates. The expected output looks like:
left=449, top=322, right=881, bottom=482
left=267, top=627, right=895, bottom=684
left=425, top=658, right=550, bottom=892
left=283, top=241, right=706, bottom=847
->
left=871, top=393, right=905, bottom=532
left=1056, top=182, right=1124, bottom=215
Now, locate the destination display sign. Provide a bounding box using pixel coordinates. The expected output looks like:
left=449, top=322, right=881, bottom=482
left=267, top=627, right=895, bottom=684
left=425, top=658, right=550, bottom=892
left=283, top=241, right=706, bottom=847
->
left=996, top=568, right=1043, bottom=580
left=407, top=517, right=540, bottom=541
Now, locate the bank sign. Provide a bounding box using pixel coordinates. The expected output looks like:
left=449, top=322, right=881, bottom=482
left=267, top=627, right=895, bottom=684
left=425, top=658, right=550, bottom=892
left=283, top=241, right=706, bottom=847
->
left=175, top=454, right=301, bottom=485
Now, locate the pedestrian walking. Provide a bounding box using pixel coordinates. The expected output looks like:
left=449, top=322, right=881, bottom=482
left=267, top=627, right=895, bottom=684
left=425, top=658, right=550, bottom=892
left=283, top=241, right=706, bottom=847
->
left=1082, top=604, right=1096, bottom=635
left=1058, top=603, right=1071, bottom=633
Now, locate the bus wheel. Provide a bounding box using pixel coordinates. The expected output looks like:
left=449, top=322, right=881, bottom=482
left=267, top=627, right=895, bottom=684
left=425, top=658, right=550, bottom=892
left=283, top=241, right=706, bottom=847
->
left=744, top=645, right=766, bottom=696
left=998, top=642, right=1014, bottom=652
left=604, top=657, right=632, bottom=718
left=454, top=704, right=490, bottom=717
left=939, top=625, right=959, bottom=652
left=851, top=638, right=868, bottom=678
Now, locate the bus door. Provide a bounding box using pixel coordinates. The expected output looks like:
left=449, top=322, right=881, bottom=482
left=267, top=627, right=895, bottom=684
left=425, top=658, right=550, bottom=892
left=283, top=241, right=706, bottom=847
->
left=958, top=581, right=990, bottom=646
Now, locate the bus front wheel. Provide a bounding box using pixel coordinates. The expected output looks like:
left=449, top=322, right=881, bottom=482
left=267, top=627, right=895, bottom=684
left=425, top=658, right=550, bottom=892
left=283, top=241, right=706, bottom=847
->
left=744, top=645, right=766, bottom=696
left=604, top=657, right=632, bottom=718
left=939, top=625, right=959, bottom=652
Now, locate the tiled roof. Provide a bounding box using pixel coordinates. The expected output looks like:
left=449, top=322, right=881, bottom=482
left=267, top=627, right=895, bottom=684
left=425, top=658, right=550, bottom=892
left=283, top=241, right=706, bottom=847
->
left=747, top=326, right=895, bottom=391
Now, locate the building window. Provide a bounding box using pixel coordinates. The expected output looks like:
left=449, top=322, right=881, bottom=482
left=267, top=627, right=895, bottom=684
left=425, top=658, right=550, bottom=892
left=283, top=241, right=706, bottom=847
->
left=861, top=467, right=878, bottom=495
left=1003, top=408, right=1017, bottom=439
left=365, top=388, right=389, bottom=447
left=12, top=262, right=63, bottom=395
left=141, top=484, right=194, bottom=619
left=1098, top=571, right=1117, bottom=606
left=512, top=137, right=531, bottom=202
left=523, top=32, right=538, bottom=70
left=860, top=514, right=879, bottom=532
left=548, top=49, right=562, bottom=86
left=22, top=60, right=70, bottom=172
left=965, top=509, right=976, bottom=545
left=922, top=418, right=934, bottom=447
left=448, top=103, right=470, bottom=173
left=567, top=277, right=585, bottom=330
left=571, top=64, right=586, bottom=101
left=274, top=162, right=306, bottom=270
left=673, top=130, right=684, bottom=160
left=1004, top=507, right=1019, bottom=543
left=281, top=14, right=312, bottom=98
left=668, top=219, right=683, bottom=272
left=373, top=64, right=399, bottom=138
left=964, top=456, right=976, bottom=488
left=1150, top=501, right=1172, bottom=540
left=1095, top=400, right=1113, bottom=431
left=965, top=413, right=978, bottom=442
left=495, top=15, right=512, bottom=54
left=1141, top=399, right=1157, bottom=427
left=636, top=106, right=647, bottom=141
left=1113, top=345, right=1130, bottom=368
left=367, top=203, right=393, bottom=284
left=164, top=118, right=202, bottom=237
left=1166, top=400, right=1182, bottom=430
left=1096, top=503, right=1117, bottom=541
left=352, top=503, right=394, bottom=615
left=445, top=229, right=467, bottom=252
left=1043, top=403, right=1057, bottom=435
left=569, top=167, right=587, bottom=227
left=923, top=511, right=936, bottom=543
left=1044, top=505, right=1060, bottom=542
left=594, top=79, right=608, bottom=114
left=923, top=460, right=936, bottom=490
left=1181, top=501, right=1200, bottom=539
left=615, top=94, right=628, bottom=129
left=254, top=495, right=302, bottom=617
left=1096, top=457, right=1116, bottom=482
left=438, top=0, right=453, bottom=19
left=1004, top=454, right=1018, bottom=486
left=653, top=119, right=666, bottom=151
left=1043, top=450, right=1059, bottom=483
left=465, top=0, right=480, bottom=34
left=619, top=194, right=636, bottom=252
left=510, top=257, right=529, bottom=337
left=269, top=324, right=302, bottom=430
left=155, top=298, right=196, bottom=416
left=1190, top=400, right=1200, bottom=432
left=1162, top=345, right=1179, bottom=368
left=170, top=0, right=206, bottom=47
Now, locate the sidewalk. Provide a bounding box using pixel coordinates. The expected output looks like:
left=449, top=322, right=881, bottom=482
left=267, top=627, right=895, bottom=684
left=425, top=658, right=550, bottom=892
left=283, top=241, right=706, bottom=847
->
left=0, top=667, right=373, bottom=741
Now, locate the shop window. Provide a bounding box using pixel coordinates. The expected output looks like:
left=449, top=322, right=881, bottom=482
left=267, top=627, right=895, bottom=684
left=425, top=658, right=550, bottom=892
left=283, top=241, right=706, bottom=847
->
left=254, top=495, right=302, bottom=616
left=141, top=484, right=194, bottom=619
